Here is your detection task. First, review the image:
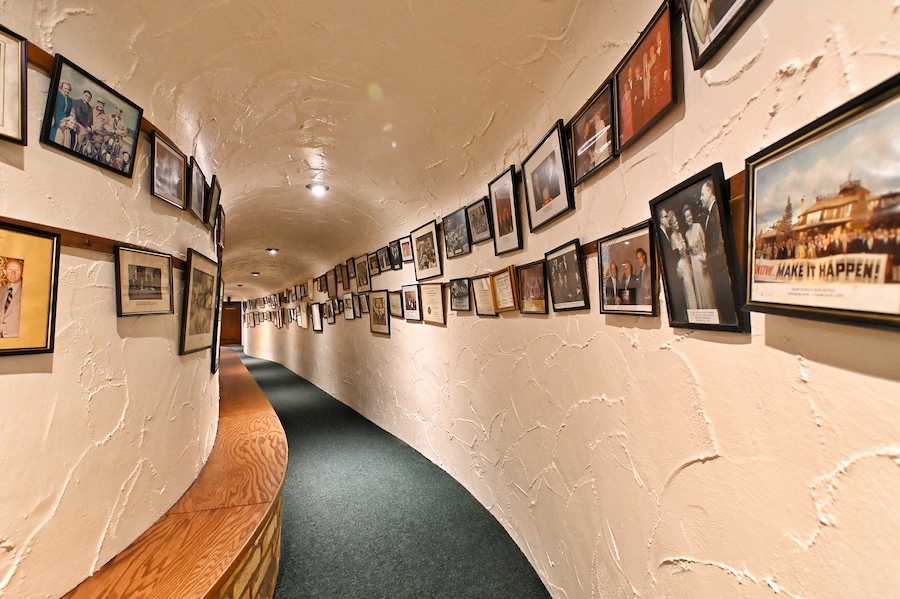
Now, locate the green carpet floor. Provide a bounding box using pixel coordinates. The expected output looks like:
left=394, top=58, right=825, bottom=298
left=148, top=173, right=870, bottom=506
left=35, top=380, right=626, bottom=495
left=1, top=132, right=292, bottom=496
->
left=235, top=349, right=551, bottom=599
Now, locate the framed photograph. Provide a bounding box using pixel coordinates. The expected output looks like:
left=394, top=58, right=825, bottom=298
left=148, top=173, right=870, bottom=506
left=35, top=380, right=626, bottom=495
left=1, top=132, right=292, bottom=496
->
left=488, top=166, right=523, bottom=255
left=570, top=81, right=616, bottom=186
left=298, top=301, right=309, bottom=329
left=411, top=220, right=443, bottom=280
left=420, top=283, right=445, bottom=325
left=216, top=205, right=225, bottom=249
left=41, top=55, right=142, bottom=178
left=311, top=302, right=323, bottom=331
left=324, top=300, right=336, bottom=324
left=683, top=0, right=763, bottom=70
left=359, top=291, right=370, bottom=313
left=355, top=255, right=372, bottom=292
left=326, top=268, right=338, bottom=298
left=340, top=263, right=350, bottom=289
left=150, top=132, right=187, bottom=209
left=388, top=239, right=403, bottom=270
left=650, top=163, right=747, bottom=331
left=523, top=120, right=575, bottom=233
left=389, top=290, right=404, bottom=318
left=369, top=290, right=390, bottom=335
left=614, top=2, right=676, bottom=152
left=114, top=246, right=174, bottom=316
left=205, top=175, right=222, bottom=227
left=179, top=249, right=218, bottom=355
left=402, top=283, right=421, bottom=321
left=399, top=236, right=414, bottom=262
left=517, top=260, right=548, bottom=314
left=342, top=292, right=355, bottom=320
left=368, top=253, right=381, bottom=277
left=352, top=294, right=361, bottom=318
left=449, top=277, right=471, bottom=312
left=347, top=257, right=356, bottom=279
left=746, top=74, right=900, bottom=330
left=466, top=196, right=493, bottom=245
left=490, top=265, right=519, bottom=313
left=0, top=25, right=26, bottom=145
left=442, top=206, right=472, bottom=258
left=598, top=221, right=658, bottom=316
left=211, top=276, right=223, bottom=373
left=335, top=264, right=344, bottom=287
left=377, top=246, right=392, bottom=272
left=471, top=274, right=498, bottom=317
left=546, top=239, right=590, bottom=312
left=188, top=157, right=207, bottom=222
left=0, top=222, right=60, bottom=355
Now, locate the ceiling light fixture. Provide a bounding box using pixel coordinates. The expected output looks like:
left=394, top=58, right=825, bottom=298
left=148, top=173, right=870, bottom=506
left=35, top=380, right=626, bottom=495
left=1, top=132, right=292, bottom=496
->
left=306, top=183, right=329, bottom=196
left=251, top=272, right=260, bottom=277
left=266, top=248, right=279, bottom=254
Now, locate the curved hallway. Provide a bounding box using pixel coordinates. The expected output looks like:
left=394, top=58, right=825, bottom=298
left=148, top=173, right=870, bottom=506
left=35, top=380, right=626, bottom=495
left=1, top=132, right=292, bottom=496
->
left=236, top=349, right=550, bottom=599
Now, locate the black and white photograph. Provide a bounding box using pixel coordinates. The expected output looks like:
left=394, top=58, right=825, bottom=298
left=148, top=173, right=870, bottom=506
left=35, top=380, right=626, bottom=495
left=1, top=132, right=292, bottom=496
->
left=598, top=221, right=658, bottom=316
left=368, top=253, right=381, bottom=277
left=467, top=197, right=492, bottom=244
left=411, top=220, right=443, bottom=280
left=570, top=81, right=615, bottom=186
left=517, top=260, right=548, bottom=314
left=369, top=290, right=390, bottom=335
left=359, top=291, right=370, bottom=313
left=545, top=239, right=590, bottom=311
left=488, top=166, right=523, bottom=255
left=682, top=0, right=763, bottom=69
left=0, top=24, right=27, bottom=145
left=311, top=302, right=323, bottom=331
left=523, top=120, right=575, bottom=232
left=188, top=157, right=207, bottom=222
left=154, top=134, right=188, bottom=209
left=377, top=246, right=392, bottom=272
left=355, top=255, right=371, bottom=292
left=402, top=283, right=422, bottom=321
left=442, top=206, right=472, bottom=258
left=389, top=239, right=403, bottom=269
left=179, top=249, right=218, bottom=354
left=343, top=292, right=355, bottom=320
left=449, top=277, right=471, bottom=311
left=115, top=246, right=174, bottom=316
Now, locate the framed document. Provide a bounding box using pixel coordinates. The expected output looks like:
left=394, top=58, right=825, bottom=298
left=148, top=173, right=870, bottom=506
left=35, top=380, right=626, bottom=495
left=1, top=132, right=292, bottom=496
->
left=472, top=274, right=498, bottom=317
left=490, top=265, right=519, bottom=312
left=0, top=24, right=26, bottom=145
left=420, top=283, right=445, bottom=325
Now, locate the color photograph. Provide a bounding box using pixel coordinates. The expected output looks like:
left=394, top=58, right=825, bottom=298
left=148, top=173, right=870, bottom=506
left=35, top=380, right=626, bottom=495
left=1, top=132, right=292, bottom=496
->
left=517, top=260, right=548, bottom=314
left=488, top=166, right=523, bottom=255
left=598, top=222, right=657, bottom=315
left=570, top=82, right=615, bottom=185
left=683, top=0, right=763, bottom=69
left=523, top=120, right=575, bottom=232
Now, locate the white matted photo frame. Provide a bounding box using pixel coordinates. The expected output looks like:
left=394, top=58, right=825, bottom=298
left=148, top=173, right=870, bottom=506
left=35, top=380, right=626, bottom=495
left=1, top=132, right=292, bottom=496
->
left=151, top=131, right=187, bottom=209
left=343, top=292, right=355, bottom=320
left=369, top=290, right=390, bottom=335
left=311, top=302, right=323, bottom=331
left=402, top=283, right=421, bottom=321
left=420, top=283, right=445, bottom=325
left=114, top=246, right=174, bottom=316
left=411, top=220, right=443, bottom=280
left=522, top=119, right=575, bottom=233
left=598, top=221, right=658, bottom=316
left=298, top=301, right=309, bottom=329
left=179, top=249, right=218, bottom=355
left=488, top=166, right=523, bottom=256
left=546, top=239, right=590, bottom=312
left=467, top=196, right=493, bottom=245
left=0, top=24, right=27, bottom=145
left=472, top=274, right=498, bottom=317
left=682, top=0, right=764, bottom=70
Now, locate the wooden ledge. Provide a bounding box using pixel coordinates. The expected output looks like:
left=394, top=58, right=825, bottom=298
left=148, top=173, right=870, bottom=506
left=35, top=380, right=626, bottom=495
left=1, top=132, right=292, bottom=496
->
left=63, top=348, right=287, bottom=599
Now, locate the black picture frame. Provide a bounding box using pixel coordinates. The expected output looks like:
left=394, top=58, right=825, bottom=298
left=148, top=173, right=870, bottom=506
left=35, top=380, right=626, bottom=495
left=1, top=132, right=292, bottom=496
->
left=377, top=246, right=392, bottom=272
left=420, top=283, right=446, bottom=325
left=347, top=257, right=357, bottom=279
left=311, top=302, right=323, bottom=331
left=598, top=221, right=659, bottom=316
left=389, top=239, right=403, bottom=270
left=466, top=196, right=493, bottom=245
left=369, top=290, right=390, bottom=335
left=650, top=163, right=748, bottom=331
left=114, top=246, right=174, bottom=317
left=40, top=55, right=143, bottom=177
left=569, top=80, right=616, bottom=186
left=402, top=283, right=421, bottom=321
left=211, top=261, right=223, bottom=373
left=355, top=255, right=371, bottom=292
left=682, top=0, right=764, bottom=70
left=411, top=220, right=443, bottom=281
left=442, top=206, right=472, bottom=258
left=179, top=249, right=218, bottom=355
left=399, top=236, right=414, bottom=262
left=517, top=260, right=548, bottom=315
left=342, top=292, right=355, bottom=320
left=0, top=24, right=27, bottom=145
left=368, top=253, right=381, bottom=277
left=545, top=239, right=590, bottom=312
left=206, top=175, right=222, bottom=227
left=488, top=166, right=523, bottom=255
left=216, top=205, right=225, bottom=249
left=326, top=268, right=338, bottom=299
left=449, top=277, right=471, bottom=312
left=188, top=157, right=207, bottom=222
left=522, top=120, right=575, bottom=233
left=150, top=131, right=187, bottom=209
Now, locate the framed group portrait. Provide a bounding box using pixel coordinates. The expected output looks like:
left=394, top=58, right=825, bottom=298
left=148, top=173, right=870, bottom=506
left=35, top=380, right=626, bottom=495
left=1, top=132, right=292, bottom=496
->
left=388, top=239, right=403, bottom=269
left=517, top=260, right=548, bottom=315
left=411, top=220, right=443, bottom=280
left=0, top=24, right=27, bottom=146
left=151, top=132, right=187, bottom=209
left=682, top=0, right=763, bottom=70
left=377, top=246, right=392, bottom=272
left=179, top=249, right=218, bottom=355
left=467, top=196, right=493, bottom=245
left=546, top=239, right=590, bottom=312
left=449, top=277, right=471, bottom=312
left=522, top=119, right=575, bottom=232
left=488, top=166, right=523, bottom=255
left=368, top=290, right=390, bottom=335
left=442, top=206, right=472, bottom=258
left=114, top=246, right=174, bottom=317
left=570, top=81, right=616, bottom=186
left=420, top=283, right=445, bottom=325
left=472, top=274, right=498, bottom=317
left=599, top=221, right=658, bottom=316
left=355, top=255, right=371, bottom=292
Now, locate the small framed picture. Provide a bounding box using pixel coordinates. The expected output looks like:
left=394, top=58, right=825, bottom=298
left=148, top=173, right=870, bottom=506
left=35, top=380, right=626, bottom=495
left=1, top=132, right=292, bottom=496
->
left=369, top=290, right=390, bottom=335
left=682, top=0, right=763, bottom=70
left=614, top=2, right=676, bottom=152
left=442, top=206, right=471, bottom=258
left=326, top=268, right=338, bottom=298
left=342, top=292, right=355, bottom=320
left=546, top=239, right=590, bottom=312
left=359, top=292, right=370, bottom=313
left=340, top=263, right=350, bottom=289
left=355, top=255, right=372, bottom=292
left=420, top=283, right=445, bottom=325
left=324, top=301, right=336, bottom=324
left=377, top=246, right=392, bottom=272
left=114, top=246, right=174, bottom=316
left=517, top=260, right=548, bottom=314
left=411, top=220, right=443, bottom=280
left=402, top=283, right=421, bottom=321
left=335, top=264, right=344, bottom=286
left=598, top=221, right=658, bottom=316
left=205, top=175, right=222, bottom=227
left=216, top=205, right=225, bottom=249
left=179, top=249, right=218, bottom=355
left=188, top=157, right=207, bottom=222
left=389, top=290, right=404, bottom=318
left=650, top=163, right=746, bottom=331
left=399, top=236, right=414, bottom=262
left=488, top=166, right=523, bottom=255
left=449, top=277, right=471, bottom=312
left=523, top=120, right=575, bottom=233
left=347, top=257, right=357, bottom=279
left=311, top=302, right=323, bottom=331
left=0, top=24, right=26, bottom=145
left=298, top=301, right=309, bottom=329
left=368, top=253, right=381, bottom=277
left=490, top=265, right=519, bottom=313
left=211, top=277, right=223, bottom=373
left=466, top=196, right=493, bottom=245
left=472, top=274, right=498, bottom=317
left=352, top=294, right=361, bottom=318
left=0, top=222, right=61, bottom=355
left=388, top=239, right=403, bottom=270
left=569, top=81, right=616, bottom=186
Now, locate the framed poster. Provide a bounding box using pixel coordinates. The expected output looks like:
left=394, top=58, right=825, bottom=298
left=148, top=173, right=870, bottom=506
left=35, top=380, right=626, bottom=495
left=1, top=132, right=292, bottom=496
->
left=570, top=81, right=616, bottom=186
left=442, top=206, right=471, bottom=258
left=179, top=249, right=218, bottom=355
left=0, top=222, right=60, bottom=355
left=355, top=255, right=372, bottom=292
left=472, top=274, right=498, bottom=317
left=402, top=283, right=421, bottom=321
left=150, top=132, right=187, bottom=209
left=41, top=55, right=143, bottom=177
left=188, top=157, right=207, bottom=222
left=205, top=175, right=222, bottom=227
left=0, top=24, right=26, bottom=145
left=467, top=196, right=493, bottom=245
left=369, top=290, right=390, bottom=335
left=368, top=253, right=381, bottom=277
left=598, top=221, right=658, bottom=316
left=682, top=0, right=764, bottom=70
left=399, top=236, right=414, bottom=262
left=449, top=277, right=471, bottom=312
left=614, top=2, right=676, bottom=152
left=420, top=283, right=445, bottom=325
left=650, top=163, right=747, bottom=331
left=522, top=119, right=575, bottom=232
left=114, top=246, right=174, bottom=316
left=490, top=265, right=519, bottom=313
left=311, top=302, right=323, bottom=331
left=517, top=260, right=548, bottom=314
left=411, top=220, right=443, bottom=280
left=389, top=290, right=404, bottom=318
left=488, top=166, right=523, bottom=255
left=746, top=73, right=900, bottom=330
left=343, top=292, right=355, bottom=320
left=388, top=239, right=403, bottom=270
left=546, top=239, right=590, bottom=311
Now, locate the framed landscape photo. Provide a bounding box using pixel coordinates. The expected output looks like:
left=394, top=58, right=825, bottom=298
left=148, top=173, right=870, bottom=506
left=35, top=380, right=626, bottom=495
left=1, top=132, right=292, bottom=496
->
left=311, top=302, right=323, bottom=331
left=746, top=73, right=900, bottom=330
left=472, top=274, right=498, bottom=317
left=517, top=260, right=548, bottom=314
left=466, top=196, right=493, bottom=245
left=399, top=236, right=414, bottom=262
left=411, top=220, right=443, bottom=280
left=369, top=290, right=390, bottom=335
left=368, top=253, right=381, bottom=277
left=598, top=221, right=658, bottom=316
left=41, top=55, right=143, bottom=178
left=150, top=132, right=186, bottom=209
left=114, top=246, right=174, bottom=316
left=650, top=163, right=747, bottom=331
left=0, top=222, right=60, bottom=355
left=614, top=2, right=676, bottom=152
left=682, top=0, right=763, bottom=70
left=389, top=290, right=404, bottom=318
left=449, top=277, right=471, bottom=312
left=188, top=157, right=207, bottom=222
left=179, top=249, right=218, bottom=355
left=523, top=120, right=575, bottom=233
left=355, top=255, right=372, bottom=292
left=420, top=283, right=445, bottom=325
left=205, top=175, right=222, bottom=227
left=488, top=166, right=523, bottom=255
left=0, top=24, right=27, bottom=145
left=546, top=239, right=590, bottom=311
left=490, top=265, right=519, bottom=313
left=402, top=283, right=421, bottom=321
left=570, top=81, right=616, bottom=186
left=442, top=206, right=471, bottom=258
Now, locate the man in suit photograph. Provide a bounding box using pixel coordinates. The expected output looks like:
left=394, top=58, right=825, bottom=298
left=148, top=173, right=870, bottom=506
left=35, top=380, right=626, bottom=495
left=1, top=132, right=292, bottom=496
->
left=635, top=247, right=652, bottom=305
left=0, top=258, right=24, bottom=338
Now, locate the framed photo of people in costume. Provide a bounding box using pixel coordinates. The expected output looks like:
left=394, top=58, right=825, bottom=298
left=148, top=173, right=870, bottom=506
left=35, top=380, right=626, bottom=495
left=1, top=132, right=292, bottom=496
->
left=488, top=166, right=523, bottom=255
left=411, top=220, right=443, bottom=280
left=682, top=0, right=763, bottom=70
left=467, top=197, right=493, bottom=245
left=490, top=265, right=519, bottom=313
left=420, top=283, right=445, bottom=325
left=545, top=239, right=590, bottom=312
left=40, top=55, right=143, bottom=178
left=517, top=260, right=548, bottom=314
left=0, top=24, right=27, bottom=145
left=442, top=206, right=472, bottom=258
left=150, top=132, right=187, bottom=209
left=745, top=73, right=900, bottom=330
left=369, top=290, right=390, bottom=335
left=650, top=163, right=747, bottom=331
left=179, top=249, right=218, bottom=355
left=355, top=255, right=372, bottom=292
left=472, top=274, right=498, bottom=317
left=614, top=2, right=676, bottom=152
left=389, top=239, right=403, bottom=270
left=522, top=120, right=575, bottom=232
left=389, top=290, right=404, bottom=319
left=449, top=277, right=471, bottom=311
left=569, top=81, right=615, bottom=186
left=114, top=246, right=174, bottom=317
left=402, top=283, right=421, bottom=321
left=598, top=221, right=658, bottom=316
left=188, top=157, right=207, bottom=222
left=399, top=236, right=414, bottom=262
left=0, top=222, right=60, bottom=355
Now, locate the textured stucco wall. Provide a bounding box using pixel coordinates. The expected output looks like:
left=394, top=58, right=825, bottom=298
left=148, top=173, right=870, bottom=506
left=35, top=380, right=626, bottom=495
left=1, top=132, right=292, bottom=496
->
left=246, top=1, right=900, bottom=597
left=0, top=21, right=219, bottom=599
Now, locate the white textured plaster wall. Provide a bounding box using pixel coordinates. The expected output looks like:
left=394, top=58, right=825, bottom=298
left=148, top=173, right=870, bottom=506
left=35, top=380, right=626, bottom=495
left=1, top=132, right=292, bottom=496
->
left=0, top=36, right=218, bottom=599
left=246, top=1, right=900, bottom=598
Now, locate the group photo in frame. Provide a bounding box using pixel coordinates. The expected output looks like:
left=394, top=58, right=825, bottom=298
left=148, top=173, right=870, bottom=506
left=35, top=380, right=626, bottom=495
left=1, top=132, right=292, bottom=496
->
left=442, top=206, right=472, bottom=258
left=472, top=274, right=498, bottom=317
left=449, top=277, right=471, bottom=312
left=151, top=132, right=187, bottom=209
left=650, top=163, right=747, bottom=331
left=598, top=221, right=658, bottom=316
left=682, top=0, right=764, bottom=70
left=490, top=265, right=519, bottom=313
left=389, top=290, right=404, bottom=318
left=517, top=260, right=548, bottom=314
left=0, top=222, right=60, bottom=355
left=388, top=239, right=403, bottom=269
left=377, top=246, right=392, bottom=272
left=0, top=24, right=27, bottom=145
left=355, top=255, right=371, bottom=292
left=402, top=283, right=421, bottom=321
left=179, top=249, right=218, bottom=355
left=41, top=55, right=143, bottom=178
left=410, top=220, right=443, bottom=280
left=420, top=283, right=445, bottom=325
left=522, top=119, right=575, bottom=232
left=369, top=290, right=390, bottom=335
left=114, top=246, right=174, bottom=317
left=570, top=81, right=616, bottom=186
left=746, top=73, right=900, bottom=330
left=488, top=166, right=523, bottom=255
left=343, top=292, right=355, bottom=320
left=466, top=197, right=493, bottom=245
left=546, top=239, right=590, bottom=312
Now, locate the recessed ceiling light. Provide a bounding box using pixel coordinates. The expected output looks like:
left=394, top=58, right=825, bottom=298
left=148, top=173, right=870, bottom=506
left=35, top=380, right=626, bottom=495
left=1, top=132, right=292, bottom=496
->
left=237, top=284, right=243, bottom=287
left=306, top=183, right=329, bottom=196
left=266, top=248, right=279, bottom=254
left=251, top=272, right=260, bottom=277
